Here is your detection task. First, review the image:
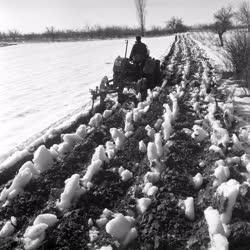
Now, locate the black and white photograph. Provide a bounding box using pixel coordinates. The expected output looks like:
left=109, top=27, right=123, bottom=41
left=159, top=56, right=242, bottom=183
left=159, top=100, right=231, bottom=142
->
left=0, top=0, right=250, bottom=249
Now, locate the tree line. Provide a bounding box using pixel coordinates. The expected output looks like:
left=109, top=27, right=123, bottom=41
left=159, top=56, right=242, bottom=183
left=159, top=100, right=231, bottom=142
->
left=0, top=0, right=186, bottom=43
left=136, top=0, right=250, bottom=47
left=1, top=0, right=249, bottom=45
left=0, top=25, right=178, bottom=43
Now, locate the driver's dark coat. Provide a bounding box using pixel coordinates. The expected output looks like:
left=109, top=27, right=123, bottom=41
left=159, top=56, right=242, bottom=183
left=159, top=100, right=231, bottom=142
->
left=129, top=41, right=148, bottom=62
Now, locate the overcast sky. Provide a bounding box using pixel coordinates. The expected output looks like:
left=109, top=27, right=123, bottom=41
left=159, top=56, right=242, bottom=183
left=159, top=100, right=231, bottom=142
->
left=0, top=0, right=245, bottom=33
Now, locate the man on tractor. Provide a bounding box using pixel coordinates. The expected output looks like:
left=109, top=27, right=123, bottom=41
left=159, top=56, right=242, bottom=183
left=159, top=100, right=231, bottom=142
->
left=129, top=36, right=148, bottom=73
left=90, top=36, right=161, bottom=108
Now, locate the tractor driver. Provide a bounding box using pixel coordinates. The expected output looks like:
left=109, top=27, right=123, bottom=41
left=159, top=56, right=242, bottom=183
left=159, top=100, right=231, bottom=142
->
left=129, top=36, right=148, bottom=71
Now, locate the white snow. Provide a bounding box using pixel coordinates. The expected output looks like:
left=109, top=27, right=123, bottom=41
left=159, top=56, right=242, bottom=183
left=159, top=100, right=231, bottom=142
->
left=97, top=246, right=113, bottom=250
left=0, top=149, right=29, bottom=170
left=124, top=121, right=134, bottom=133
left=120, top=169, right=133, bottom=182
left=144, top=171, right=160, bottom=184
left=142, top=183, right=158, bottom=196
left=33, top=214, right=58, bottom=227
left=122, top=227, right=138, bottom=246
left=246, top=163, right=250, bottom=173
left=191, top=125, right=208, bottom=142
left=105, top=141, right=116, bottom=159
left=136, top=198, right=152, bottom=214
left=241, top=153, right=250, bottom=167
left=154, top=119, right=163, bottom=131
left=232, top=134, right=244, bottom=152
left=139, top=140, right=147, bottom=153
left=91, top=145, right=109, bottom=164
left=56, top=174, right=85, bottom=210
left=105, top=214, right=132, bottom=241
left=204, top=207, right=225, bottom=239
left=147, top=142, right=158, bottom=163
left=213, top=161, right=230, bottom=187
left=162, top=119, right=172, bottom=141
left=24, top=223, right=48, bottom=240
left=23, top=223, right=48, bottom=250
left=82, top=159, right=103, bottom=184
left=105, top=212, right=138, bottom=246
left=62, top=133, right=83, bottom=146
left=210, top=234, right=229, bottom=250
left=57, top=142, right=72, bottom=156
left=239, top=126, right=250, bottom=146
left=216, top=179, right=240, bottom=224
left=147, top=185, right=158, bottom=196
left=33, top=145, right=54, bottom=173
left=169, top=93, right=179, bottom=121
left=189, top=32, right=231, bottom=71
left=210, top=126, right=230, bottom=148
left=96, top=217, right=108, bottom=228
left=103, top=110, right=113, bottom=119
left=23, top=213, right=58, bottom=250
left=89, top=227, right=99, bottom=242
left=89, top=113, right=103, bottom=128
left=184, top=197, right=195, bottom=221
left=226, top=157, right=240, bottom=165
left=0, top=217, right=16, bottom=237
left=209, top=145, right=224, bottom=156
left=145, top=125, right=156, bottom=139
left=110, top=128, right=125, bottom=150
left=103, top=208, right=114, bottom=218
left=76, top=124, right=87, bottom=138
left=199, top=161, right=205, bottom=168
left=154, top=133, right=163, bottom=158
left=193, top=173, right=203, bottom=190
left=19, top=161, right=39, bottom=176
left=0, top=167, right=32, bottom=202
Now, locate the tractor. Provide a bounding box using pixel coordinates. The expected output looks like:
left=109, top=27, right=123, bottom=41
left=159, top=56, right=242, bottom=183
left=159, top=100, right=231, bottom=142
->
left=90, top=40, right=162, bottom=110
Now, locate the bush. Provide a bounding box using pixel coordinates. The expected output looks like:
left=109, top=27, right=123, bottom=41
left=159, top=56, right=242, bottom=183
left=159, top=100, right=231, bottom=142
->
left=225, top=31, right=250, bottom=75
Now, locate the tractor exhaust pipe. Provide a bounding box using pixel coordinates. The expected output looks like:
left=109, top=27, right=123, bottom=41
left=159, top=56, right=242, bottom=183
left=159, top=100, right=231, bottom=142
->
left=124, top=40, right=128, bottom=58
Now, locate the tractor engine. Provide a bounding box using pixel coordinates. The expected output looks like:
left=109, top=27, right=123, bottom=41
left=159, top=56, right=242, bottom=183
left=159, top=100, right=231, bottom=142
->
left=89, top=55, right=162, bottom=110
left=113, top=56, right=139, bottom=88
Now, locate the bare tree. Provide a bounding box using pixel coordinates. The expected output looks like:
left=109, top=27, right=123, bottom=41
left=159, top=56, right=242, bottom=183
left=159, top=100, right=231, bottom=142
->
left=236, top=1, right=250, bottom=31
left=213, top=6, right=233, bottom=46
left=167, top=17, right=187, bottom=33
left=225, top=31, right=248, bottom=75
left=135, top=0, right=146, bottom=36
left=8, top=29, right=20, bottom=42
left=45, top=26, right=56, bottom=41
left=236, top=1, right=250, bottom=89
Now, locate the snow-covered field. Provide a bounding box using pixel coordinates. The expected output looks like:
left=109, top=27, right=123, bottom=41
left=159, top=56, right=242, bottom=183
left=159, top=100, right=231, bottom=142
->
left=0, top=35, right=175, bottom=165
left=189, top=31, right=235, bottom=71
left=189, top=30, right=250, bottom=129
